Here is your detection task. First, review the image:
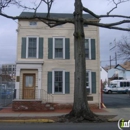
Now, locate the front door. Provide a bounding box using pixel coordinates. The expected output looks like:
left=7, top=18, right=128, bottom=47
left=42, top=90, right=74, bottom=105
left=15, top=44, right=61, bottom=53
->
left=23, top=74, right=35, bottom=99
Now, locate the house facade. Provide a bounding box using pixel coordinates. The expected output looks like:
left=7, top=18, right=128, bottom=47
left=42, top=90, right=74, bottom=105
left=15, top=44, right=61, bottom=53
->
left=100, top=67, right=108, bottom=83
left=108, top=62, right=130, bottom=80
left=13, top=12, right=101, bottom=111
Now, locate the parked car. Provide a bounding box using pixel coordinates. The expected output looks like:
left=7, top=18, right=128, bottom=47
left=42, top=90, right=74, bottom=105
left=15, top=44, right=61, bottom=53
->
left=103, top=84, right=129, bottom=94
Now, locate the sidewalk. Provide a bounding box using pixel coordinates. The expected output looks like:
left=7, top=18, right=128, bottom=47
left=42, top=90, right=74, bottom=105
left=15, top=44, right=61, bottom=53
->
left=0, top=107, right=126, bottom=122
left=0, top=107, right=108, bottom=117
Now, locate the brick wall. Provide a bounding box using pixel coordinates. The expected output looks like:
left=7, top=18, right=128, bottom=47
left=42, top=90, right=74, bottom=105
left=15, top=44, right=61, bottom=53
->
left=12, top=101, right=99, bottom=111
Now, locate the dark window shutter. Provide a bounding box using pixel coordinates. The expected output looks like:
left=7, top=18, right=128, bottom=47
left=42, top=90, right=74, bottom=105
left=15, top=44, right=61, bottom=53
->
left=47, top=72, right=52, bottom=94
left=39, top=37, right=43, bottom=59
left=21, top=37, right=26, bottom=58
left=65, top=38, right=70, bottom=59
left=48, top=38, right=53, bottom=59
left=65, top=72, right=70, bottom=94
left=91, top=39, right=96, bottom=60
left=91, top=72, right=96, bottom=94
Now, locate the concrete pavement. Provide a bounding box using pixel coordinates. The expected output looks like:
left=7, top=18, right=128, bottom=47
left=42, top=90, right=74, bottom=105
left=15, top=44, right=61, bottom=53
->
left=0, top=107, right=129, bottom=122
left=105, top=107, right=130, bottom=121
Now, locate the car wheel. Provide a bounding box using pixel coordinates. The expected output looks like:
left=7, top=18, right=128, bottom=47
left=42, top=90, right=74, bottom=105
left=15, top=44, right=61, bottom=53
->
left=108, top=90, right=112, bottom=94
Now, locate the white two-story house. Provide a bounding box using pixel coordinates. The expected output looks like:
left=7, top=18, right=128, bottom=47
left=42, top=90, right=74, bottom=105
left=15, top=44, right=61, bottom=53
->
left=13, top=12, right=101, bottom=111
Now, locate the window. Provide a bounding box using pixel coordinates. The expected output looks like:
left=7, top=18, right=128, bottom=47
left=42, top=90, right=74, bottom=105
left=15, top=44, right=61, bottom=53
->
left=25, top=76, right=33, bottom=87
left=120, top=82, right=123, bottom=87
left=53, top=37, right=65, bottom=59
left=52, top=70, right=65, bottom=94
left=54, top=71, right=63, bottom=93
left=28, top=38, right=37, bottom=58
left=85, top=38, right=96, bottom=60
left=84, top=24, right=88, bottom=27
left=124, top=82, right=127, bottom=87
left=127, top=82, right=130, bottom=87
left=85, top=39, right=90, bottom=59
left=21, top=37, right=43, bottom=59
left=30, top=21, right=37, bottom=26
left=48, top=37, right=70, bottom=59
left=86, top=70, right=91, bottom=94
left=26, top=37, right=38, bottom=58
left=55, top=38, right=63, bottom=58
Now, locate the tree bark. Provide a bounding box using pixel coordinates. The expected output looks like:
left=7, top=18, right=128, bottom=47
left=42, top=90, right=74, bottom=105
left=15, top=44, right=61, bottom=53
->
left=67, top=0, right=98, bottom=121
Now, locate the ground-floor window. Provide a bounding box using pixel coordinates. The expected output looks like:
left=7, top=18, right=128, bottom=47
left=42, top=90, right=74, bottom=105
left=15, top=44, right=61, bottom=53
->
left=54, top=71, right=63, bottom=93
left=86, top=70, right=92, bottom=94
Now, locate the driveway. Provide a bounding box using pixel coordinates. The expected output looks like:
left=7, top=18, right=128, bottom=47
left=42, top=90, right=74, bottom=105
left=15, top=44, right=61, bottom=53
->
left=103, top=93, right=130, bottom=108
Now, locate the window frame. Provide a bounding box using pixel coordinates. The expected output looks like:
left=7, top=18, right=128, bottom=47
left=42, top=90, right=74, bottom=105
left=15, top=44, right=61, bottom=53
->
left=52, top=70, right=65, bottom=94
left=29, top=21, right=37, bottom=26
left=26, top=36, right=39, bottom=58
left=85, top=38, right=91, bottom=59
left=53, top=37, right=65, bottom=59
left=86, top=70, right=92, bottom=94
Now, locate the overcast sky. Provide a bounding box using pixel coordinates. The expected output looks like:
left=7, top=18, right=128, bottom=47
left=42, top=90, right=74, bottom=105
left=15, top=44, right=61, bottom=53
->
left=0, top=0, right=130, bottom=67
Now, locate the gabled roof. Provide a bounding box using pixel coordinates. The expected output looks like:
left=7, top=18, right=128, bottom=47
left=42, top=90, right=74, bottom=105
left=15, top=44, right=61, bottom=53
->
left=100, top=66, right=108, bottom=72
left=19, top=12, right=97, bottom=20
left=115, top=64, right=125, bottom=70
left=115, top=61, right=130, bottom=70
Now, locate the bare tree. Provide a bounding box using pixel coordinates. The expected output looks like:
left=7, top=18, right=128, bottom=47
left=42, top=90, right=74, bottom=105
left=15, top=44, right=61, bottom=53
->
left=116, top=35, right=130, bottom=61
left=0, top=0, right=130, bottom=121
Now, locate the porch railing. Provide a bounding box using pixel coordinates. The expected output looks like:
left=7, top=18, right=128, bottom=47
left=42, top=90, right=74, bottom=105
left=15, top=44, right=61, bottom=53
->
left=15, top=89, right=53, bottom=103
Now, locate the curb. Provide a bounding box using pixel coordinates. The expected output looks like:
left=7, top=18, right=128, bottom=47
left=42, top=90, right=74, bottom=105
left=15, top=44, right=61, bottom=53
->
left=108, top=119, right=118, bottom=122
left=0, top=119, right=55, bottom=123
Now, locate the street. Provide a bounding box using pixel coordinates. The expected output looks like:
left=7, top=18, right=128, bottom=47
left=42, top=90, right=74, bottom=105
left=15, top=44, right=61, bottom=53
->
left=0, top=123, right=119, bottom=130
left=103, top=93, right=130, bottom=108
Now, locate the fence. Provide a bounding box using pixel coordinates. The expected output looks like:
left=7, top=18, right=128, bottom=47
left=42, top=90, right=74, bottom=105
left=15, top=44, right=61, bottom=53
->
left=0, top=64, right=15, bottom=108
left=16, top=89, right=53, bottom=103
left=0, top=83, right=15, bottom=108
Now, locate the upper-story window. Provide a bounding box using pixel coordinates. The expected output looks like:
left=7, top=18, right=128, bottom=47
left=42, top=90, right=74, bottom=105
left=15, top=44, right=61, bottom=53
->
left=85, top=38, right=96, bottom=60
left=27, top=37, right=38, bottom=58
left=21, top=37, right=43, bottom=59
left=53, top=37, right=65, bottom=59
left=54, top=38, right=64, bottom=58
left=85, top=39, right=90, bottom=59
left=28, top=38, right=37, bottom=58
left=29, top=21, right=37, bottom=26
left=48, top=37, right=70, bottom=59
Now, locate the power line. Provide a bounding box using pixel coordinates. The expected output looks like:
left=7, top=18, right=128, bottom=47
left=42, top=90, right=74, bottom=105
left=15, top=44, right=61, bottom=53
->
left=100, top=58, right=125, bottom=62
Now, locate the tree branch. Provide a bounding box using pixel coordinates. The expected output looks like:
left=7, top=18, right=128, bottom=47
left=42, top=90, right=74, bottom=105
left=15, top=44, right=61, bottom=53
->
left=42, top=0, right=54, bottom=18
left=107, top=0, right=130, bottom=15
left=39, top=19, right=67, bottom=28
left=83, top=7, right=99, bottom=19
left=83, top=6, right=130, bottom=19
left=0, top=12, right=74, bottom=23
left=84, top=20, right=130, bottom=31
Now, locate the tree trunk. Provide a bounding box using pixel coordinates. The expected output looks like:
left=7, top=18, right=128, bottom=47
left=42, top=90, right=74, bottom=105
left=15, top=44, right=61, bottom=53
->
left=67, top=0, right=98, bottom=121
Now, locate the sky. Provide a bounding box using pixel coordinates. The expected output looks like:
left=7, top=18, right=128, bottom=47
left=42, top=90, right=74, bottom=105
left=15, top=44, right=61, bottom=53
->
left=0, top=0, right=130, bottom=67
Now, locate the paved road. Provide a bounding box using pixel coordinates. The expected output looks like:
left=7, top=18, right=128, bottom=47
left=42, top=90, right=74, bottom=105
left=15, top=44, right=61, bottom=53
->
left=0, top=123, right=119, bottom=130
left=103, top=93, right=130, bottom=108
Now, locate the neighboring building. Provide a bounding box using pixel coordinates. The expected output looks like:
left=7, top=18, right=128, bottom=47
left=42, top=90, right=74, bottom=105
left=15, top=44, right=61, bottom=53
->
left=108, top=61, right=130, bottom=80
left=13, top=12, right=101, bottom=111
left=100, top=67, right=108, bottom=83
left=1, top=64, right=16, bottom=81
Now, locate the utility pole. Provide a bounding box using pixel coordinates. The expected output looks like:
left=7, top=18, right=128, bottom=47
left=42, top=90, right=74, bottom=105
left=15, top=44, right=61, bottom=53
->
left=110, top=55, right=111, bottom=69
left=115, top=52, right=117, bottom=65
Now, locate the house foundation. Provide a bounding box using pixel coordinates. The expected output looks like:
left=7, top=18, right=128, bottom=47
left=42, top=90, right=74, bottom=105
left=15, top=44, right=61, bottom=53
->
left=12, top=100, right=99, bottom=111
